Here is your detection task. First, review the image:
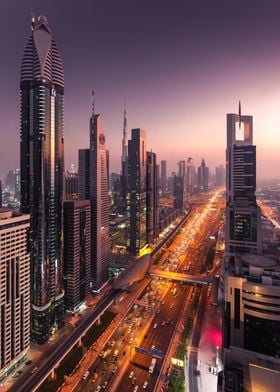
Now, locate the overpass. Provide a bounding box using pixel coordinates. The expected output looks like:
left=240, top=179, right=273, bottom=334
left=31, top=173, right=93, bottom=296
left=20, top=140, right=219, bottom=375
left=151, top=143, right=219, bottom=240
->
left=149, top=269, right=211, bottom=285
left=15, top=289, right=122, bottom=392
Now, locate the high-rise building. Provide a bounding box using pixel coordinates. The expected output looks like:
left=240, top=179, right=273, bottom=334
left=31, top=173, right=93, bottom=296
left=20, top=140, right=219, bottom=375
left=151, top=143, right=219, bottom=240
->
left=215, top=164, right=225, bottom=187
left=146, top=151, right=159, bottom=244
left=20, top=15, right=65, bottom=343
left=127, top=129, right=147, bottom=255
left=0, top=209, right=30, bottom=377
left=186, top=157, right=195, bottom=194
left=219, top=107, right=280, bottom=392
left=79, top=95, right=110, bottom=290
left=161, top=160, right=167, bottom=194
left=198, top=158, right=209, bottom=192
left=225, top=111, right=262, bottom=254
left=173, top=175, right=185, bottom=211
left=64, top=171, right=79, bottom=200
left=63, top=200, right=91, bottom=312
left=121, top=108, right=129, bottom=214
left=178, top=160, right=186, bottom=179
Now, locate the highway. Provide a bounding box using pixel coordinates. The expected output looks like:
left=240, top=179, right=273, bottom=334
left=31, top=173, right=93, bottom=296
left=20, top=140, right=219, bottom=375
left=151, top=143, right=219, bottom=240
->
left=13, top=290, right=122, bottom=392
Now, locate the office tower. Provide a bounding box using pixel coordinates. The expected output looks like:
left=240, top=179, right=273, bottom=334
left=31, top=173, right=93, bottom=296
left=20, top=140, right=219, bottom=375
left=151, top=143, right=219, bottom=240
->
left=20, top=15, right=64, bottom=343
left=0, top=180, right=2, bottom=208
left=120, top=108, right=128, bottom=213
left=215, top=164, right=225, bottom=187
left=78, top=149, right=91, bottom=200
left=198, top=158, right=209, bottom=192
left=173, top=175, right=185, bottom=211
left=186, top=157, right=195, bottom=194
left=79, top=95, right=110, bottom=289
left=178, top=160, right=186, bottom=179
left=146, top=151, right=159, bottom=244
left=161, top=160, right=167, bottom=194
left=0, top=209, right=30, bottom=377
left=225, top=111, right=262, bottom=254
left=127, top=129, right=147, bottom=255
left=65, top=171, right=79, bottom=200
left=5, top=170, right=16, bottom=195
left=219, top=107, right=280, bottom=392
left=63, top=200, right=91, bottom=312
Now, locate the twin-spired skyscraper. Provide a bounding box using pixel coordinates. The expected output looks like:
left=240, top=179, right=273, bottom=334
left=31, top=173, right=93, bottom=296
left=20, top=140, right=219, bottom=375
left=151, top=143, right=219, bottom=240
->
left=20, top=15, right=64, bottom=343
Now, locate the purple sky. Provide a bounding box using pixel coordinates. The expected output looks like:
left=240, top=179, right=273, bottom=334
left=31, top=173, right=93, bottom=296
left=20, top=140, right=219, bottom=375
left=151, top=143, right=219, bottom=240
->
left=0, top=0, right=280, bottom=178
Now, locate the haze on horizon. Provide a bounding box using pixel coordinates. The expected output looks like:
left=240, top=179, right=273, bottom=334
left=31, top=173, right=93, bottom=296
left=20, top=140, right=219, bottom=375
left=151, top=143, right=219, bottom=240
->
left=0, top=0, right=279, bottom=178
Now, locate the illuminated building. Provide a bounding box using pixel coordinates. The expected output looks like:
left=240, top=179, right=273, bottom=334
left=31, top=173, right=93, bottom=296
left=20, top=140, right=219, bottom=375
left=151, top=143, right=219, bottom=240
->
left=79, top=94, right=110, bottom=289
left=126, top=128, right=147, bottom=255
left=64, top=171, right=79, bottom=200
left=0, top=209, right=30, bottom=378
left=186, top=157, right=195, bottom=194
left=20, top=15, right=64, bottom=343
left=63, top=200, right=91, bottom=312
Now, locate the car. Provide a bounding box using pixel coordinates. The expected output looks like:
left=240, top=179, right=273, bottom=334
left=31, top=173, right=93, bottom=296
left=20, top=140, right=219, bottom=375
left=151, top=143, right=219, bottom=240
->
left=151, top=345, right=155, bottom=350
left=129, top=371, right=134, bottom=379
left=111, top=340, right=116, bottom=347
left=102, top=381, right=108, bottom=389
left=122, top=350, right=126, bottom=357
left=132, top=377, right=136, bottom=385
left=17, top=370, right=23, bottom=374
left=162, top=301, right=165, bottom=305
left=92, top=373, right=98, bottom=382
left=102, top=367, right=106, bottom=375
left=153, top=323, right=157, bottom=329
left=113, top=349, right=119, bottom=357
left=156, top=309, right=160, bottom=314
left=143, top=381, right=148, bottom=389
left=112, top=366, right=117, bottom=374
left=95, top=386, right=101, bottom=392
left=25, top=360, right=32, bottom=365
left=31, top=366, right=38, bottom=374
left=129, top=338, right=133, bottom=344
left=134, top=386, right=139, bottom=392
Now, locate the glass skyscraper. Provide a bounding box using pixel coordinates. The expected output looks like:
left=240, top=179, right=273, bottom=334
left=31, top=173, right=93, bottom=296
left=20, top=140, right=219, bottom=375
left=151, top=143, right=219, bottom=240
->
left=20, top=15, right=64, bottom=343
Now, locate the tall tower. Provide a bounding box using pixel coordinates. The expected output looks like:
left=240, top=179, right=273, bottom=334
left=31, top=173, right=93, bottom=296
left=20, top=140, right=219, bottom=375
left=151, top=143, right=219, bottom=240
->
left=146, top=151, right=159, bottom=244
left=121, top=108, right=128, bottom=213
left=226, top=108, right=262, bottom=254
left=160, top=160, right=167, bottom=195
left=79, top=94, right=110, bottom=290
left=127, top=129, right=147, bottom=255
left=121, top=107, right=128, bottom=164
left=198, top=158, right=209, bottom=192
left=20, top=15, right=64, bottom=343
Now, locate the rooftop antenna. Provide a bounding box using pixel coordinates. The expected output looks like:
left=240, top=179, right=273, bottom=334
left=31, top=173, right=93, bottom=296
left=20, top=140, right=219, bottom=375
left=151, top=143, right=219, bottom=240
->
left=31, top=12, right=36, bottom=30
left=92, top=90, right=95, bottom=117
left=238, top=100, right=242, bottom=129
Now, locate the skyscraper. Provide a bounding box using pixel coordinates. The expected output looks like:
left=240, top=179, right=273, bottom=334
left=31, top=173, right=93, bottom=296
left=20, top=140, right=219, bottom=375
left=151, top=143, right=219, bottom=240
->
left=20, top=15, right=65, bottom=343
left=198, top=158, right=209, bottom=192
left=64, top=171, right=79, bottom=200
left=225, top=111, right=262, bottom=254
left=120, top=108, right=128, bottom=214
left=186, top=157, right=195, bottom=194
left=178, top=160, right=186, bottom=179
left=127, top=129, right=147, bottom=255
left=215, top=164, right=225, bottom=187
left=173, top=175, right=185, bottom=211
left=0, top=209, right=30, bottom=377
left=63, top=200, right=91, bottom=312
left=160, top=160, right=167, bottom=194
left=146, top=151, right=159, bottom=244
left=79, top=94, right=110, bottom=290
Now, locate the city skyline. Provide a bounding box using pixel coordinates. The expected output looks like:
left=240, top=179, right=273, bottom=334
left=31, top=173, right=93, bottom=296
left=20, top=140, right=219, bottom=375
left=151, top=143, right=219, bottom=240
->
left=0, top=0, right=280, bottom=177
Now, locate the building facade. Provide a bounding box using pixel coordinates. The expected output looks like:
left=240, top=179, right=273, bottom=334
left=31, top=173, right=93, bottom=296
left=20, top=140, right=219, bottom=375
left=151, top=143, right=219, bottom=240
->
left=79, top=106, right=110, bottom=290
left=173, top=175, right=185, bottom=211
left=127, top=129, right=147, bottom=255
left=198, top=158, right=209, bottom=192
left=20, top=15, right=65, bottom=343
left=0, top=209, right=30, bottom=378
left=64, top=171, right=79, bottom=200
left=161, top=160, right=167, bottom=194
left=63, top=200, right=91, bottom=312
left=146, top=151, right=159, bottom=244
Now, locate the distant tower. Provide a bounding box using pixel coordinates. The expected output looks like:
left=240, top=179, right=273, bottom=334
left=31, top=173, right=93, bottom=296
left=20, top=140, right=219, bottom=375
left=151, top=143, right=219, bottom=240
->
left=161, top=160, right=167, bottom=194
left=121, top=107, right=128, bottom=164
left=20, top=15, right=65, bottom=343
left=198, top=158, right=209, bottom=192
left=186, top=157, right=195, bottom=194
left=127, top=129, right=147, bottom=255
left=79, top=93, right=110, bottom=289
left=146, top=151, right=159, bottom=244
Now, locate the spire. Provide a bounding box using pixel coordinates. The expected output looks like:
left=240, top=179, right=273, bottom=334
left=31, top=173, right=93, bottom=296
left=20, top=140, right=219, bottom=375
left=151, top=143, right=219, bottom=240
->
left=238, top=100, right=242, bottom=129
left=31, top=12, right=36, bottom=31
left=92, top=90, right=95, bottom=117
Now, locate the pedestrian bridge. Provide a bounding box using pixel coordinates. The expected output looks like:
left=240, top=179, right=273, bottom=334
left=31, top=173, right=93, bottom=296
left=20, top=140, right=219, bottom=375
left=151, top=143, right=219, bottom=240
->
left=148, top=269, right=211, bottom=285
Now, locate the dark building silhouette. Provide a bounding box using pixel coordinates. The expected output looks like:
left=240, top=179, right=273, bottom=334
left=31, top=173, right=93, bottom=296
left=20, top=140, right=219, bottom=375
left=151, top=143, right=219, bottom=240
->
left=161, top=160, right=167, bottom=194
left=65, top=171, right=79, bottom=200
left=173, top=175, right=185, bottom=211
left=146, top=151, right=159, bottom=244
left=198, top=158, right=209, bottom=192
left=63, top=200, right=91, bottom=312
left=20, top=15, right=64, bottom=343
left=127, top=128, right=147, bottom=255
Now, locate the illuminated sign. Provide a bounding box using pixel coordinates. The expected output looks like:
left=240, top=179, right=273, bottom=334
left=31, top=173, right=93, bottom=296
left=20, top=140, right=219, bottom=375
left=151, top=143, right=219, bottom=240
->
left=171, top=358, right=184, bottom=367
